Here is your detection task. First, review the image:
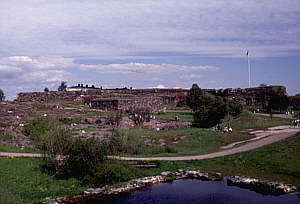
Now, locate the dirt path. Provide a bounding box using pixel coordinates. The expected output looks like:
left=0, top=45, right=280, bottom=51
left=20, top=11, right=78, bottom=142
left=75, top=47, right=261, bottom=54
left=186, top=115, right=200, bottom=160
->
left=0, top=152, right=42, bottom=157
left=1, top=126, right=299, bottom=160
left=255, top=113, right=295, bottom=119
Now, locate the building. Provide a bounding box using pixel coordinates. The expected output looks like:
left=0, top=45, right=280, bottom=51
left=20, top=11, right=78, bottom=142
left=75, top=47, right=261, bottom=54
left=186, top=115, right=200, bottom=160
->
left=67, top=84, right=100, bottom=92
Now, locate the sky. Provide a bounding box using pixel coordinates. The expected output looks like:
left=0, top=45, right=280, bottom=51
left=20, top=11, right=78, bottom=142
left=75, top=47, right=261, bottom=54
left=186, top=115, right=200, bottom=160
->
left=0, top=0, right=300, bottom=100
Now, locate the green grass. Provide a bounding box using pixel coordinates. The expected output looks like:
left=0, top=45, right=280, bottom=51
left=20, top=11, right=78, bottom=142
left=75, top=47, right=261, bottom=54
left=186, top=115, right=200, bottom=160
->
left=115, top=111, right=291, bottom=157
left=154, top=111, right=193, bottom=121
left=0, top=144, right=41, bottom=153
left=227, top=111, right=291, bottom=130
left=1, top=132, right=299, bottom=202
left=0, top=157, right=86, bottom=204
left=0, top=134, right=12, bottom=141
left=116, top=127, right=253, bottom=157
left=131, top=131, right=300, bottom=189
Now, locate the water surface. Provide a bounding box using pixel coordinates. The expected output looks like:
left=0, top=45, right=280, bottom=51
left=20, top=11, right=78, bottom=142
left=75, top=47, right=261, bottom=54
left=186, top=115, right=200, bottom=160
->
left=92, top=179, right=299, bottom=204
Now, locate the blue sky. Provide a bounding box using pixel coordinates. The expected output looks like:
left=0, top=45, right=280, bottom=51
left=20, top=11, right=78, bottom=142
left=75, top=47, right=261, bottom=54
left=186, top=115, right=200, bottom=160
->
left=0, top=0, right=300, bottom=99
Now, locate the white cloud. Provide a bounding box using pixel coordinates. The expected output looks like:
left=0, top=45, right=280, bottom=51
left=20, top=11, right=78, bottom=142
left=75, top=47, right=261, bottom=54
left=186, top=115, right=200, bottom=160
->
left=79, top=63, right=219, bottom=74
left=155, top=85, right=166, bottom=89
left=0, top=56, right=219, bottom=99
left=0, top=0, right=299, bottom=58
left=180, top=74, right=201, bottom=80
left=0, top=56, right=74, bottom=99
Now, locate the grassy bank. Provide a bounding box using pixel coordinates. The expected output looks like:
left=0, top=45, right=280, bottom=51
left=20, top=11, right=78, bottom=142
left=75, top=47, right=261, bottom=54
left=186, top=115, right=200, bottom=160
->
left=0, top=157, right=86, bottom=204
left=117, top=127, right=254, bottom=157
left=1, top=131, right=299, bottom=203
left=0, top=144, right=41, bottom=153
left=115, top=111, right=291, bottom=157
left=138, top=131, right=300, bottom=189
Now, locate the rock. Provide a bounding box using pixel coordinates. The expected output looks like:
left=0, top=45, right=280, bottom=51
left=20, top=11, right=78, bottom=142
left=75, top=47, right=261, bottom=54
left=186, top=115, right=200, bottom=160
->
left=161, top=171, right=172, bottom=176
left=94, top=187, right=105, bottom=194
left=227, top=176, right=297, bottom=195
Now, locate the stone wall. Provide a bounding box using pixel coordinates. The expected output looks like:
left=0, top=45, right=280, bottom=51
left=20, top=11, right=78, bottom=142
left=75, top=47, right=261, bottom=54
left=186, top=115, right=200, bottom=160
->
left=17, top=91, right=84, bottom=102
left=91, top=98, right=165, bottom=112
left=16, top=86, right=288, bottom=108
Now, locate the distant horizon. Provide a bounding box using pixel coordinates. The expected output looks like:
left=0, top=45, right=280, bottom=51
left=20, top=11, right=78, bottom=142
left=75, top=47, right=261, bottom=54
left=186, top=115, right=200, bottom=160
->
left=7, top=83, right=296, bottom=101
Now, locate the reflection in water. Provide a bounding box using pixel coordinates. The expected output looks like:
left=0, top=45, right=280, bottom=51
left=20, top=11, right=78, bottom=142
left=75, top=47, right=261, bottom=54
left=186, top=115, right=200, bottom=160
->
left=90, top=179, right=299, bottom=204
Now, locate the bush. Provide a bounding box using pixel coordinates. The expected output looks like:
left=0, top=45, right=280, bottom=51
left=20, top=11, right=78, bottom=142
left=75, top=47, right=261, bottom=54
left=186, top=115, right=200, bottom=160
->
left=23, top=118, right=54, bottom=148
left=58, top=117, right=82, bottom=125
left=176, top=100, right=187, bottom=107
left=228, top=100, right=243, bottom=117
left=105, top=110, right=123, bottom=129
left=25, top=118, right=107, bottom=179
left=54, top=137, right=107, bottom=179
left=95, top=119, right=102, bottom=124
left=0, top=134, right=12, bottom=141
left=83, top=160, right=138, bottom=186
left=128, top=107, right=151, bottom=126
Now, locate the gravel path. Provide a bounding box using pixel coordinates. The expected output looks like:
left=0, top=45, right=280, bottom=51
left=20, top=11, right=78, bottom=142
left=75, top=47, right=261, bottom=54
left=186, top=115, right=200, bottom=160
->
left=0, top=152, right=42, bottom=157
left=1, top=126, right=299, bottom=160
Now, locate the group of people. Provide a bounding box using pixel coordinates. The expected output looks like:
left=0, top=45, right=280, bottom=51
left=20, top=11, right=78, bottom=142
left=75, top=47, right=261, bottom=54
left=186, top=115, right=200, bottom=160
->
left=215, top=122, right=232, bottom=133
left=292, top=119, right=299, bottom=128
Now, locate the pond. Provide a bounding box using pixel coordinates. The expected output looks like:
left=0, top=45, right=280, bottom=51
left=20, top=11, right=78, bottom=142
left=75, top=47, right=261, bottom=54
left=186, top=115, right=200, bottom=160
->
left=91, top=179, right=300, bottom=204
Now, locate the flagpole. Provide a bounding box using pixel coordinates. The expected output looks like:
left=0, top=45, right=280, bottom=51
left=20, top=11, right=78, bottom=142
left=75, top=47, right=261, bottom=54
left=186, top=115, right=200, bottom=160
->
left=247, top=51, right=251, bottom=88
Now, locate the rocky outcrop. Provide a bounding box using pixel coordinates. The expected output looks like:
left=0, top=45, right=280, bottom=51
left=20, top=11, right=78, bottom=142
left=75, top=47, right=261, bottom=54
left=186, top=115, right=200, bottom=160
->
left=227, top=176, right=297, bottom=195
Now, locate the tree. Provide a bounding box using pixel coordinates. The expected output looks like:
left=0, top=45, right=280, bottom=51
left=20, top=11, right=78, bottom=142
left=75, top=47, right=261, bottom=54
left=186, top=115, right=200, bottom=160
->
left=268, top=89, right=290, bottom=114
left=0, top=89, right=5, bottom=101
left=259, top=83, right=268, bottom=87
left=186, top=84, right=203, bottom=112
left=186, top=84, right=229, bottom=128
left=44, top=87, right=49, bottom=92
left=58, top=81, right=67, bottom=91
left=228, top=99, right=243, bottom=117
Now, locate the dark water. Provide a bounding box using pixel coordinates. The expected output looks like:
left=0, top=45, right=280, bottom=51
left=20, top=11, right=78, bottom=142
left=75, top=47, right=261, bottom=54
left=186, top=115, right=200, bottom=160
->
left=93, top=179, right=300, bottom=204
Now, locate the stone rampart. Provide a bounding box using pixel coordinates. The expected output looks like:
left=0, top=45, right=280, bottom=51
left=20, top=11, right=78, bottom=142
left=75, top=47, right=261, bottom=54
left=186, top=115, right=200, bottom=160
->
left=16, top=91, right=87, bottom=102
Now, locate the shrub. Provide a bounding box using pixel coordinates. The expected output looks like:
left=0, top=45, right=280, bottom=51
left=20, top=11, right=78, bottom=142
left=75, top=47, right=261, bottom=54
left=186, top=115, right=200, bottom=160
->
left=228, top=100, right=243, bottom=117
left=105, top=110, right=123, bottom=129
left=25, top=118, right=107, bottom=179
left=83, top=160, right=138, bottom=186
left=176, top=100, right=187, bottom=107
left=0, top=134, right=12, bottom=141
left=55, top=137, right=107, bottom=179
left=58, top=117, right=82, bottom=125
left=23, top=118, right=53, bottom=148
left=128, top=107, right=151, bottom=126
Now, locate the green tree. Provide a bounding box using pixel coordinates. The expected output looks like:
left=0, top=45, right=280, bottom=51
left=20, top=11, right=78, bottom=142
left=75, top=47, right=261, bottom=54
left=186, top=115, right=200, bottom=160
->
left=193, top=95, right=228, bottom=128
left=187, top=84, right=229, bottom=128
left=268, top=89, right=290, bottom=114
left=44, top=87, right=49, bottom=92
left=228, top=98, right=243, bottom=117
left=186, top=83, right=203, bottom=112
left=0, top=88, right=5, bottom=101
left=58, top=81, right=67, bottom=91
